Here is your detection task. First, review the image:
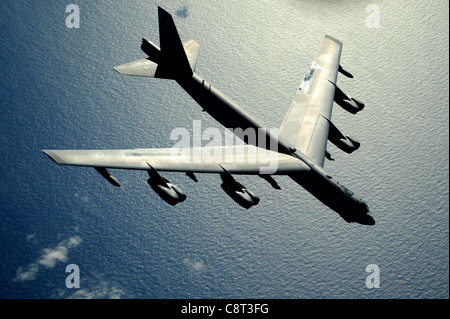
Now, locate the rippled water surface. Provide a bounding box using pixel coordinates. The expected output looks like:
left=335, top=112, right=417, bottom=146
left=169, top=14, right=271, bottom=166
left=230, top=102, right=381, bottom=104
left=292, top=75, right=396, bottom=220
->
left=0, top=0, right=448, bottom=298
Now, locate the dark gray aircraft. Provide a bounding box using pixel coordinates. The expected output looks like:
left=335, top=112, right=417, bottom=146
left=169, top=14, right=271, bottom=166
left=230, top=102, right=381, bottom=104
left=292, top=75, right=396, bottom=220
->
left=43, top=7, right=375, bottom=225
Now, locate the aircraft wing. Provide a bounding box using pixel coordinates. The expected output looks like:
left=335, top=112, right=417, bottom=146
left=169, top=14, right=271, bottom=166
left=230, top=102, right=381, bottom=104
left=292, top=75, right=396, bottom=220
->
left=278, top=35, right=342, bottom=167
left=42, top=145, right=309, bottom=175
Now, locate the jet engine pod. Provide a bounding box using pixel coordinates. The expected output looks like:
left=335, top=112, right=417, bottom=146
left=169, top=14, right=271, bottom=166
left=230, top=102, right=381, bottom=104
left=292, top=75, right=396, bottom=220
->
left=328, top=80, right=365, bottom=114
left=332, top=136, right=360, bottom=154
left=147, top=177, right=186, bottom=206
left=325, top=118, right=361, bottom=154
left=146, top=163, right=186, bottom=206
left=346, top=136, right=360, bottom=150
left=219, top=165, right=259, bottom=209
left=221, top=182, right=260, bottom=209
left=350, top=97, right=365, bottom=110
left=337, top=98, right=365, bottom=114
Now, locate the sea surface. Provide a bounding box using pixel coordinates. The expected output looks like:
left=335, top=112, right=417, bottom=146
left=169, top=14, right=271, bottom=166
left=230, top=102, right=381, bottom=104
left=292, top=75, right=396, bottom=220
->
left=0, top=0, right=448, bottom=299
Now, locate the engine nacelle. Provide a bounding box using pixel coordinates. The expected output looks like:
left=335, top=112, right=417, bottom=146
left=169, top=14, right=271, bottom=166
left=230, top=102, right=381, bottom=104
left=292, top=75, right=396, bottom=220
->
left=350, top=97, right=365, bottom=110
left=325, top=118, right=361, bottom=154
left=146, top=164, right=186, bottom=206
left=328, top=80, right=365, bottom=114
left=337, top=98, right=365, bottom=114
left=147, top=177, right=186, bottom=206
left=221, top=182, right=260, bottom=209
left=332, top=135, right=360, bottom=154
left=219, top=166, right=259, bottom=209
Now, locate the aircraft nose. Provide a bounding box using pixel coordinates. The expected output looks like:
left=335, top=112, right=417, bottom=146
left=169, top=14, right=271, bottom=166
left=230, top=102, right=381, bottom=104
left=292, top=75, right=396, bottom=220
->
left=360, top=213, right=375, bottom=225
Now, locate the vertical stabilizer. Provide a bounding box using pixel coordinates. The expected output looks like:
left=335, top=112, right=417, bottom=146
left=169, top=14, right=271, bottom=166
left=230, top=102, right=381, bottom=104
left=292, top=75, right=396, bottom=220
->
left=113, top=7, right=199, bottom=79
left=154, top=6, right=193, bottom=79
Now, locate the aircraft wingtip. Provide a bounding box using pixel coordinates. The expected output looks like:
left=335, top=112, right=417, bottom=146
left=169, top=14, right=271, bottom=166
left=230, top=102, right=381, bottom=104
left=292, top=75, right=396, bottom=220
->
left=324, top=35, right=343, bottom=46
left=42, top=150, right=64, bottom=165
left=112, top=65, right=125, bottom=75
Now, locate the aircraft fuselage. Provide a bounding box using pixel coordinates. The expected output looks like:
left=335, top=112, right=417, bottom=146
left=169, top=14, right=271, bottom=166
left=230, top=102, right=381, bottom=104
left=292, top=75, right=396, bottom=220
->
left=177, top=74, right=293, bottom=155
left=289, top=151, right=374, bottom=225
left=177, top=72, right=374, bottom=225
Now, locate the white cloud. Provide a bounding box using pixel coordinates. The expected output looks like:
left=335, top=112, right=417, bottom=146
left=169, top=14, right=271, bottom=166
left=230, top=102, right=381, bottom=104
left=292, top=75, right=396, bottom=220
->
left=53, top=277, right=126, bottom=299
left=65, top=284, right=125, bottom=299
left=14, top=235, right=82, bottom=282
left=183, top=258, right=205, bottom=272
left=38, top=246, right=69, bottom=268
left=14, top=263, right=40, bottom=282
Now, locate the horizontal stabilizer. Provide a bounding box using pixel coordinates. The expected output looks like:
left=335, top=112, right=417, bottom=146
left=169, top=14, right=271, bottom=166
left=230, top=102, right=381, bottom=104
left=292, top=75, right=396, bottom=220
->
left=114, top=7, right=198, bottom=79
left=113, top=58, right=158, bottom=77
left=113, top=39, right=199, bottom=78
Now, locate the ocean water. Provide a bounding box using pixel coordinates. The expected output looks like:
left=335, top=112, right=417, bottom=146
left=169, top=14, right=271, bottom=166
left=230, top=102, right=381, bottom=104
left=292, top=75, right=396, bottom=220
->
left=0, top=0, right=448, bottom=299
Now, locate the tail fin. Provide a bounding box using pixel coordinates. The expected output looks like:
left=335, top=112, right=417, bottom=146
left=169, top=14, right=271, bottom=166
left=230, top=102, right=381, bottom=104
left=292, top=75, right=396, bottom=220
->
left=114, top=7, right=199, bottom=79
left=153, top=6, right=193, bottom=79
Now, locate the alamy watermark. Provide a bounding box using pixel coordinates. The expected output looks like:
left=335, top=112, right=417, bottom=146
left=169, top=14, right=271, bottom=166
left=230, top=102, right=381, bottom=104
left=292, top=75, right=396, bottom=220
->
left=170, top=120, right=279, bottom=174
left=65, top=4, right=80, bottom=29
left=365, top=264, right=380, bottom=288
left=65, top=264, right=80, bottom=288
left=366, top=4, right=380, bottom=28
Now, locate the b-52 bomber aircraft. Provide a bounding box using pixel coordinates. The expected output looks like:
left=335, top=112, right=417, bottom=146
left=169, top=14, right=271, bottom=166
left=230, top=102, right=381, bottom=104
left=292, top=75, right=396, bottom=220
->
left=43, top=7, right=375, bottom=225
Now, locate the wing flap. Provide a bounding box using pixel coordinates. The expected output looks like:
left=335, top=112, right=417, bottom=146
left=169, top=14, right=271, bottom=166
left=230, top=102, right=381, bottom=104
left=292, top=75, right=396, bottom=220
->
left=43, top=145, right=309, bottom=175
